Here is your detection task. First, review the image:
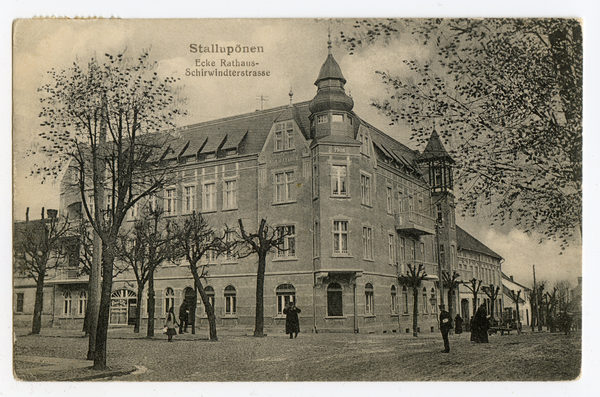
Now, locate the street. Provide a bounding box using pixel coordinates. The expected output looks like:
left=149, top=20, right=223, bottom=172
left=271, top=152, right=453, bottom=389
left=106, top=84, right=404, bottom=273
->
left=14, top=328, right=581, bottom=382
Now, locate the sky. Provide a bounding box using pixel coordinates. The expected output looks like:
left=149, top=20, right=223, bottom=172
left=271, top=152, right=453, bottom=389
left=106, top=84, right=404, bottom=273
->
left=11, top=18, right=582, bottom=288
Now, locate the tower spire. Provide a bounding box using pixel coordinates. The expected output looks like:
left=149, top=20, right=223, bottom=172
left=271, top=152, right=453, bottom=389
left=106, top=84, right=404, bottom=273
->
left=327, top=26, right=332, bottom=55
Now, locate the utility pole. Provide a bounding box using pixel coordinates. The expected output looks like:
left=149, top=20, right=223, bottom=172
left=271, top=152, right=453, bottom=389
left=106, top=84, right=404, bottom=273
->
left=436, top=220, right=444, bottom=308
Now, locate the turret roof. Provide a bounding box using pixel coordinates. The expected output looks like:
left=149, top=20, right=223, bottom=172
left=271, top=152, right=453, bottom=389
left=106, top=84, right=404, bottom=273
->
left=419, top=130, right=454, bottom=163
left=314, top=54, right=346, bottom=86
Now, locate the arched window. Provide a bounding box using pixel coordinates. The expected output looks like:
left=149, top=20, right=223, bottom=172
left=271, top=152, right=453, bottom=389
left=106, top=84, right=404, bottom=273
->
left=204, top=286, right=215, bottom=315
left=63, top=291, right=72, bottom=316
left=390, top=285, right=398, bottom=315
left=78, top=291, right=87, bottom=316
left=430, top=288, right=437, bottom=313
left=276, top=284, right=296, bottom=315
left=402, top=286, right=408, bottom=314
left=164, top=287, right=175, bottom=315
left=365, top=283, right=374, bottom=315
left=224, top=285, right=237, bottom=315
left=422, top=287, right=428, bottom=314
left=327, top=283, right=343, bottom=317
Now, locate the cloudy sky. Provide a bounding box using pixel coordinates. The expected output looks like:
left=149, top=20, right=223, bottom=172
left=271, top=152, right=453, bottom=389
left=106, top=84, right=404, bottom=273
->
left=12, top=18, right=582, bottom=288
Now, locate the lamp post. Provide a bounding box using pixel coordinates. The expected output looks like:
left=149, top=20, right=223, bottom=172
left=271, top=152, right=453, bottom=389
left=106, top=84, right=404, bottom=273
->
left=435, top=219, right=444, bottom=308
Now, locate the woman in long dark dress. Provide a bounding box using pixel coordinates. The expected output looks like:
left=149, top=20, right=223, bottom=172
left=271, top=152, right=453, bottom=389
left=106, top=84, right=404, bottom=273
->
left=283, top=301, right=301, bottom=339
left=473, top=304, right=489, bottom=343
left=454, top=314, right=464, bottom=334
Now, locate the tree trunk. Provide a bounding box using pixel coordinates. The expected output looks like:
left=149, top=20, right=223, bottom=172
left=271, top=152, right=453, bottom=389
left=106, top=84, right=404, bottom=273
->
left=93, top=244, right=115, bottom=370
left=87, top=231, right=102, bottom=360
left=447, top=289, right=454, bottom=318
left=82, top=280, right=92, bottom=334
left=31, top=272, right=45, bottom=335
left=134, top=283, right=144, bottom=333
left=254, top=252, right=267, bottom=337
left=147, top=270, right=155, bottom=338
left=412, top=287, right=419, bottom=337
left=190, top=263, right=217, bottom=341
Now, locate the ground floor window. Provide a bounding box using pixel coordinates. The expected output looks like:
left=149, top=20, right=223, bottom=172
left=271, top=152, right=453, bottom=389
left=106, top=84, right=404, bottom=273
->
left=78, top=291, right=87, bottom=316
left=402, top=286, right=409, bottom=314
left=422, top=287, right=428, bottom=314
left=224, top=285, right=236, bottom=315
left=327, top=283, right=343, bottom=317
left=365, top=283, right=374, bottom=315
left=276, top=284, right=296, bottom=315
left=164, top=287, right=175, bottom=315
left=430, top=288, right=437, bottom=314
left=63, top=291, right=72, bottom=316
left=390, top=286, right=397, bottom=315
left=16, top=292, right=24, bottom=313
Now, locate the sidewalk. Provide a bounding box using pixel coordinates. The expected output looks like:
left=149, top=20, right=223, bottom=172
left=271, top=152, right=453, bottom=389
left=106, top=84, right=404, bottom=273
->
left=14, top=355, right=136, bottom=382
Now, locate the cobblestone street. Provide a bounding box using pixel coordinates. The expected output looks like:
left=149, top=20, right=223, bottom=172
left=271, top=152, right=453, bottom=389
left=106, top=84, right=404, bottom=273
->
left=13, top=327, right=581, bottom=382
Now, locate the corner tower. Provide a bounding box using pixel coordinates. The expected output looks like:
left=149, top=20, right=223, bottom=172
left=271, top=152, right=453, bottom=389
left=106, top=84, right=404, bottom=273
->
left=309, top=36, right=355, bottom=141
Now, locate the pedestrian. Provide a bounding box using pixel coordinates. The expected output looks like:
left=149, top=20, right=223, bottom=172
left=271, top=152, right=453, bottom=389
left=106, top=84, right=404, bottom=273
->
left=165, top=306, right=178, bottom=342
left=179, top=302, right=189, bottom=334
left=454, top=314, right=463, bottom=334
left=439, top=305, right=452, bottom=353
left=283, top=301, right=301, bottom=339
left=472, top=304, right=489, bottom=343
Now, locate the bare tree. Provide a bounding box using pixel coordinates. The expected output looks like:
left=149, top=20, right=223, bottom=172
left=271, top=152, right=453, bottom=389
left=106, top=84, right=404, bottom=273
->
left=14, top=210, right=71, bottom=335
left=442, top=271, right=461, bottom=318
left=34, top=49, right=186, bottom=369
left=482, top=284, right=501, bottom=321
left=172, top=212, right=228, bottom=341
left=398, top=263, right=428, bottom=337
left=236, top=219, right=292, bottom=337
left=506, top=289, right=522, bottom=335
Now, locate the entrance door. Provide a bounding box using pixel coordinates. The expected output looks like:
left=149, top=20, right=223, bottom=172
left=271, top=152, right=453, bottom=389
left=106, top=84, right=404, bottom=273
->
left=461, top=299, right=470, bottom=320
left=128, top=299, right=137, bottom=325
left=110, top=289, right=137, bottom=325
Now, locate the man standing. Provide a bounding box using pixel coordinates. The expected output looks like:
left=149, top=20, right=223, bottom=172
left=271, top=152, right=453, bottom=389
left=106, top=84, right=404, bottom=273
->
left=439, top=305, right=453, bottom=353
left=179, top=302, right=189, bottom=334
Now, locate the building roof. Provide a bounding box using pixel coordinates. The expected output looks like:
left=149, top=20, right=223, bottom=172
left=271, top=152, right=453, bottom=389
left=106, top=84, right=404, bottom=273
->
left=456, top=225, right=503, bottom=260
left=501, top=272, right=531, bottom=291
left=419, top=130, right=454, bottom=163
left=314, top=54, right=347, bottom=85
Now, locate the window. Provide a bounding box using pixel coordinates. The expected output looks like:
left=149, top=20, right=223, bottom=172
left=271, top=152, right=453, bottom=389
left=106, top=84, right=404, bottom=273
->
left=388, top=234, right=396, bottom=264
left=224, top=285, right=237, bottom=315
left=313, top=220, right=320, bottom=258
left=78, top=291, right=87, bottom=316
left=402, top=286, right=408, bottom=314
left=423, top=287, right=428, bottom=314
left=440, top=244, right=445, bottom=267
left=434, top=168, right=443, bottom=187
left=431, top=288, right=437, bottom=313
left=276, top=284, right=296, bottom=315
left=451, top=245, right=456, bottom=268
left=387, top=187, right=393, bottom=213
left=327, top=283, right=343, bottom=316
left=276, top=225, right=296, bottom=258
left=204, top=249, right=217, bottom=263
left=164, top=288, right=175, bottom=315
left=223, top=180, right=237, bottom=210
left=63, top=291, right=72, bottom=316
left=224, top=229, right=237, bottom=261
left=332, top=114, right=344, bottom=123
left=359, top=131, right=371, bottom=156
left=274, top=171, right=294, bottom=203
left=147, top=195, right=157, bottom=213
left=365, top=283, right=374, bottom=315
left=410, top=239, right=416, bottom=261
left=317, top=114, right=328, bottom=124
left=204, top=286, right=215, bottom=314
left=399, top=237, right=406, bottom=263
left=275, top=121, right=294, bottom=151
left=16, top=293, right=24, bottom=313
left=362, top=227, right=373, bottom=260
left=331, top=165, right=347, bottom=196
left=333, top=221, right=349, bottom=254
left=391, top=286, right=398, bottom=315
left=129, top=202, right=138, bottom=219
left=419, top=243, right=425, bottom=262
left=184, top=186, right=196, bottom=213
left=164, top=188, right=176, bottom=216
left=398, top=190, right=404, bottom=212
left=360, top=174, right=371, bottom=206
left=202, top=182, right=217, bottom=211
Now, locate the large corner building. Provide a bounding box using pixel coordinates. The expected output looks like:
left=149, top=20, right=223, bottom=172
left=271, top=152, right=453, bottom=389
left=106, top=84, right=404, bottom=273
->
left=15, top=43, right=505, bottom=334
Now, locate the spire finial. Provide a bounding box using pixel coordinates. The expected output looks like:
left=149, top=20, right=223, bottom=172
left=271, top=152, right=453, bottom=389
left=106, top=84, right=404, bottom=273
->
left=289, top=87, right=294, bottom=105
left=327, top=25, right=332, bottom=55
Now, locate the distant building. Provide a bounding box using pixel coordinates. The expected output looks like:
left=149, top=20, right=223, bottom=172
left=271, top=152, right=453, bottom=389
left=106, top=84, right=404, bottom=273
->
left=15, top=42, right=506, bottom=335
left=502, top=273, right=532, bottom=328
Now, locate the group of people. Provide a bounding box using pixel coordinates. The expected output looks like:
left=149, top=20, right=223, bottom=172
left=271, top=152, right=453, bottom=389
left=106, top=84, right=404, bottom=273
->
left=164, top=301, right=302, bottom=341
left=164, top=303, right=191, bottom=342
left=439, top=303, right=490, bottom=352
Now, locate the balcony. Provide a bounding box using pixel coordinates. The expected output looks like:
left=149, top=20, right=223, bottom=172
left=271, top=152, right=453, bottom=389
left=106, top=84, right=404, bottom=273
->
left=47, top=267, right=89, bottom=284
left=398, top=260, right=439, bottom=281
left=395, top=211, right=436, bottom=236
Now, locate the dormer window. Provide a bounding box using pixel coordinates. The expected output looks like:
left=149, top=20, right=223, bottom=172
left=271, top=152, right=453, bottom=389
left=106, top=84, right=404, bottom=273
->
left=275, top=121, right=294, bottom=151
left=317, top=115, right=328, bottom=124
